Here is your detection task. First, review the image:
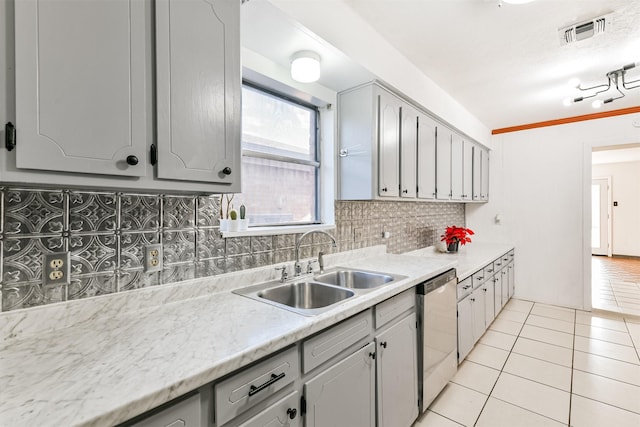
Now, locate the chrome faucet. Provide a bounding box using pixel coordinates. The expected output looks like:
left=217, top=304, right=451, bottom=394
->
left=294, top=230, right=337, bottom=276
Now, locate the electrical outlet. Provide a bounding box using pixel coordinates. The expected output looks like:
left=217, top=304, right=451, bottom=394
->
left=144, top=244, right=163, bottom=273
left=43, top=251, right=70, bottom=286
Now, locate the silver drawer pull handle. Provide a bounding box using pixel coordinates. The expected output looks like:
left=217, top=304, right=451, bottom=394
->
left=463, top=285, right=471, bottom=290
left=248, top=372, right=286, bottom=396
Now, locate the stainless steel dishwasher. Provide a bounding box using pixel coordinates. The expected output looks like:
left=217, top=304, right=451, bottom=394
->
left=416, top=269, right=458, bottom=412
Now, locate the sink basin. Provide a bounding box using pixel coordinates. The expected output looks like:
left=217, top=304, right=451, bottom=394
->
left=234, top=280, right=355, bottom=316
left=258, top=281, right=354, bottom=309
left=314, top=268, right=405, bottom=289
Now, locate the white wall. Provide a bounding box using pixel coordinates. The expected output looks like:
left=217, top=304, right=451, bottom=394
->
left=269, top=0, right=491, bottom=147
left=467, top=113, right=640, bottom=309
left=592, top=161, right=640, bottom=257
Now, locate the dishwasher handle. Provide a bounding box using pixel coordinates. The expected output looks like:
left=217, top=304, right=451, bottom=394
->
left=416, top=269, right=456, bottom=295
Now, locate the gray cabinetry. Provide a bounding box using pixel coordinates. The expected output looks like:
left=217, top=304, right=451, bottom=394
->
left=235, top=392, right=300, bottom=427
left=304, top=342, right=376, bottom=427
left=375, top=313, right=419, bottom=427
left=416, top=113, right=437, bottom=200
left=14, top=0, right=148, bottom=177
left=378, top=89, right=402, bottom=197
left=130, top=394, right=203, bottom=427
left=435, top=126, right=452, bottom=200
left=400, top=105, right=418, bottom=198
left=473, top=145, right=490, bottom=201
left=8, top=0, right=240, bottom=193
left=462, top=140, right=474, bottom=201
left=450, top=133, right=463, bottom=201
left=155, top=0, right=240, bottom=186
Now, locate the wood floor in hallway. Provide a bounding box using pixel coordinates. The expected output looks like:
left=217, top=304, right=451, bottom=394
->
left=592, top=256, right=640, bottom=317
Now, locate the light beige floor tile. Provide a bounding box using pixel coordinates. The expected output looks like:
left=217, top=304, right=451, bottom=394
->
left=570, top=394, right=640, bottom=427
left=574, top=323, right=633, bottom=346
left=573, top=350, right=640, bottom=386
left=530, top=304, right=575, bottom=322
left=626, top=316, right=640, bottom=324
left=413, top=410, right=464, bottom=427
left=496, top=309, right=528, bottom=323
left=502, top=353, right=572, bottom=391
left=491, top=373, right=570, bottom=423
left=488, top=317, right=523, bottom=336
left=511, top=337, right=573, bottom=367
left=625, top=322, right=640, bottom=349
left=475, top=397, right=564, bottom=427
left=525, top=314, right=575, bottom=334
left=574, top=336, right=640, bottom=364
left=572, top=370, right=640, bottom=414
left=519, top=324, right=574, bottom=349
left=503, top=299, right=534, bottom=314
left=576, top=310, right=627, bottom=331
left=465, top=343, right=510, bottom=370
left=478, top=330, right=517, bottom=351
left=428, top=382, right=487, bottom=426
left=451, top=360, right=500, bottom=395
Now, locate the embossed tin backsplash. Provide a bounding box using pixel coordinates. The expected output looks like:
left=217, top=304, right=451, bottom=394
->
left=0, top=188, right=464, bottom=311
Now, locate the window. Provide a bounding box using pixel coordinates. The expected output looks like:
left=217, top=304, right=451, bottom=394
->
left=235, top=83, right=320, bottom=226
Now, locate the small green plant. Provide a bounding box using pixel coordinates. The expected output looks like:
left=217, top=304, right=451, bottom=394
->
left=229, top=209, right=238, bottom=220
left=239, top=204, right=246, bottom=220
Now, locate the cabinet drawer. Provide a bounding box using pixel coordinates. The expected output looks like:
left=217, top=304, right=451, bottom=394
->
left=493, top=258, right=505, bottom=270
left=215, top=346, right=298, bottom=426
left=375, top=288, right=415, bottom=329
left=456, top=277, right=472, bottom=301
left=303, top=309, right=371, bottom=373
left=235, top=391, right=300, bottom=427
left=131, top=393, right=201, bottom=427
left=483, top=263, right=496, bottom=278
left=471, top=270, right=486, bottom=289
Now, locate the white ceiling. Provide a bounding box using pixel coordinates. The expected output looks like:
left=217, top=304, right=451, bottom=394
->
left=242, top=0, right=640, bottom=131
left=592, top=146, right=640, bottom=165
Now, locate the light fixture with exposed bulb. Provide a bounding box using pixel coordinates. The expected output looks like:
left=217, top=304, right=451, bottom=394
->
left=567, top=62, right=640, bottom=108
left=290, top=51, right=321, bottom=83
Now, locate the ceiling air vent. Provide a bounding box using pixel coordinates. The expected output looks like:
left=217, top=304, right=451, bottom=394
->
left=559, top=14, right=610, bottom=46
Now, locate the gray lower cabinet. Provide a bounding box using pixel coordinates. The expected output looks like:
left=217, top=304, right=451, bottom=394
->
left=130, top=394, right=203, bottom=427
left=236, top=391, right=300, bottom=427
left=304, top=342, right=376, bottom=427
left=493, top=272, right=502, bottom=317
left=376, top=313, right=419, bottom=427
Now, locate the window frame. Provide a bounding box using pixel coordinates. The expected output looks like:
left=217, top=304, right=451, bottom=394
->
left=237, top=80, right=322, bottom=228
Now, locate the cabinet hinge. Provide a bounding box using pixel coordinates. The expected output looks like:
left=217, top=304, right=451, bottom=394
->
left=150, top=144, right=158, bottom=166
left=5, top=122, right=16, bottom=151
left=300, top=395, right=307, bottom=416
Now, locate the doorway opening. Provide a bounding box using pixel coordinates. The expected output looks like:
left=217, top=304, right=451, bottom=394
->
left=590, top=145, right=640, bottom=316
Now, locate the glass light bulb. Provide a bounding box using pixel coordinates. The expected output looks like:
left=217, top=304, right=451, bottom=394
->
left=592, top=100, right=603, bottom=109
left=568, top=77, right=581, bottom=88
left=562, top=97, right=572, bottom=107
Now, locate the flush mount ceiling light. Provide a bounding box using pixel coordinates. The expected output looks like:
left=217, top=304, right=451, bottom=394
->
left=290, top=51, right=321, bottom=83
left=565, top=62, right=640, bottom=108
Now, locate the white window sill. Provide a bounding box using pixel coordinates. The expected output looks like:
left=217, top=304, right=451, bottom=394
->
left=220, top=223, right=335, bottom=239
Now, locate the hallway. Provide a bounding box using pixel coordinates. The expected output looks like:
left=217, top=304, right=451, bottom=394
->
left=592, top=256, right=640, bottom=317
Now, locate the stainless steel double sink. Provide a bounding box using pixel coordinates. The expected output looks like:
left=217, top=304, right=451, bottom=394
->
left=234, top=268, right=407, bottom=316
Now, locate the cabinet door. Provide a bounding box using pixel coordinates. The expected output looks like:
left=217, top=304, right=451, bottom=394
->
left=399, top=105, right=418, bottom=198
left=482, top=283, right=495, bottom=328
left=493, top=274, right=502, bottom=317
left=436, top=126, right=452, bottom=200
left=457, top=297, right=474, bottom=362
left=131, top=393, right=201, bottom=427
left=236, top=391, right=300, bottom=427
left=450, top=133, right=463, bottom=201
left=472, top=145, right=482, bottom=200
left=470, top=288, right=486, bottom=342
left=304, top=342, right=375, bottom=427
left=481, top=147, right=490, bottom=200
left=376, top=313, right=419, bottom=427
left=15, top=0, right=147, bottom=176
left=501, top=269, right=509, bottom=307
left=377, top=90, right=401, bottom=197
left=462, top=140, right=474, bottom=201
left=156, top=0, right=240, bottom=184
left=508, top=263, right=515, bottom=298
left=416, top=113, right=437, bottom=199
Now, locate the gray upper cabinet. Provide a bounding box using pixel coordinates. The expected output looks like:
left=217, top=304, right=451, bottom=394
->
left=399, top=105, right=418, bottom=199
left=14, top=0, right=147, bottom=177
left=462, top=140, right=473, bottom=201
left=450, top=133, right=463, bottom=201
left=377, top=89, right=401, bottom=198
left=7, top=0, right=240, bottom=194
left=435, top=126, right=452, bottom=200
left=416, top=113, right=436, bottom=200
left=155, top=0, right=240, bottom=185
left=472, top=145, right=490, bottom=201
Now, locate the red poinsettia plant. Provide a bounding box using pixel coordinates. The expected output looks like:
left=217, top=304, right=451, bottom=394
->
left=440, top=226, right=475, bottom=246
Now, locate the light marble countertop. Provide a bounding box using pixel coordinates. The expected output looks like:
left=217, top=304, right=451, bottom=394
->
left=0, top=243, right=510, bottom=426
left=406, top=242, right=514, bottom=280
